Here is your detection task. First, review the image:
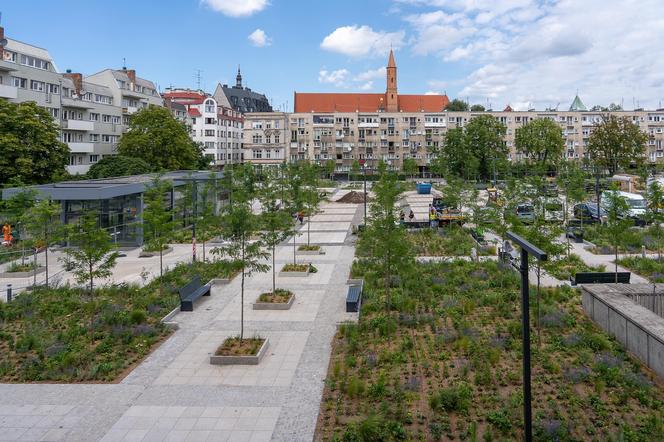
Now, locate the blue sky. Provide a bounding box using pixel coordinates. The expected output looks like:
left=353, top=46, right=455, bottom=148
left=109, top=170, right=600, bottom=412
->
left=4, top=0, right=664, bottom=111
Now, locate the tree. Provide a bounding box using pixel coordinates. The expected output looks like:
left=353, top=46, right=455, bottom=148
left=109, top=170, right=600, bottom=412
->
left=515, top=118, right=565, bottom=171
left=61, top=211, right=119, bottom=334
left=259, top=168, right=294, bottom=295
left=197, top=173, right=222, bottom=262
left=445, top=99, right=469, bottom=111
left=590, top=103, right=623, bottom=112
left=587, top=115, right=647, bottom=176
left=559, top=161, right=587, bottom=257
left=464, top=115, right=508, bottom=182
left=0, top=100, right=69, bottom=184
left=362, top=170, right=413, bottom=309
left=402, top=157, right=418, bottom=179
left=213, top=164, right=268, bottom=341
left=470, top=104, right=486, bottom=112
left=351, top=159, right=361, bottom=181
left=20, top=198, right=63, bottom=287
left=603, top=186, right=631, bottom=282
left=646, top=181, right=664, bottom=260
left=324, top=159, right=335, bottom=180
left=301, top=163, right=321, bottom=247
left=117, top=106, right=204, bottom=171
left=142, top=177, right=177, bottom=279
left=285, top=163, right=305, bottom=264
left=87, top=155, right=151, bottom=179
left=432, top=127, right=474, bottom=179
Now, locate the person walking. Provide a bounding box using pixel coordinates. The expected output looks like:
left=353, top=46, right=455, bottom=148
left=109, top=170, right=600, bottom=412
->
left=408, top=210, right=415, bottom=222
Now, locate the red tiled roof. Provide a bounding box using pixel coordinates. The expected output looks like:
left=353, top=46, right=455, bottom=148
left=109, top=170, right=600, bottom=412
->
left=504, top=105, right=513, bottom=112
left=188, top=108, right=202, bottom=117
left=294, top=92, right=449, bottom=113
left=163, top=91, right=206, bottom=105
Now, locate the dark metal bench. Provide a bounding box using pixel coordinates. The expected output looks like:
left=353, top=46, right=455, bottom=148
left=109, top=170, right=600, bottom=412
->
left=346, top=283, right=363, bottom=313
left=570, top=272, right=630, bottom=286
left=178, top=276, right=211, bottom=311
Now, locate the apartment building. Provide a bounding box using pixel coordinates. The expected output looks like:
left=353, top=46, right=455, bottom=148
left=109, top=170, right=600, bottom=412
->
left=213, top=68, right=272, bottom=114
left=162, top=88, right=244, bottom=168
left=243, top=112, right=288, bottom=166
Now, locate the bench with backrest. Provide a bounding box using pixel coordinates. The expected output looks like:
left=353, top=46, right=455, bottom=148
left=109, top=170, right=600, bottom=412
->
left=570, top=272, right=630, bottom=286
left=346, top=282, right=363, bottom=313
left=178, top=276, right=211, bottom=311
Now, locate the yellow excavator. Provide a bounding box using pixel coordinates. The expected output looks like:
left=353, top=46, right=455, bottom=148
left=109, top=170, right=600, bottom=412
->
left=486, top=187, right=504, bottom=207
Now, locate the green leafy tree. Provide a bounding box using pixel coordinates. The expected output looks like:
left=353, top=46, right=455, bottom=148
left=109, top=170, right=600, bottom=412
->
left=646, top=181, right=664, bottom=260
left=603, top=185, right=631, bottom=281
left=464, top=115, right=508, bottom=182
left=302, top=163, right=321, bottom=246
left=515, top=118, right=565, bottom=171
left=117, top=106, right=204, bottom=171
left=61, top=211, right=119, bottom=334
left=259, top=168, right=294, bottom=294
left=87, top=155, right=151, bottom=179
left=434, top=127, right=475, bottom=179
left=142, top=177, right=177, bottom=279
left=402, top=157, right=418, bottom=179
left=20, top=199, right=63, bottom=287
left=197, top=173, right=221, bottom=262
left=559, top=161, right=587, bottom=256
left=285, top=163, right=305, bottom=264
left=362, top=170, right=413, bottom=309
left=0, top=100, right=69, bottom=184
left=445, top=98, right=469, bottom=111
left=587, top=115, right=648, bottom=175
left=213, top=164, right=268, bottom=340
left=470, top=104, right=486, bottom=112
left=324, top=159, right=335, bottom=179
left=351, top=159, right=361, bottom=181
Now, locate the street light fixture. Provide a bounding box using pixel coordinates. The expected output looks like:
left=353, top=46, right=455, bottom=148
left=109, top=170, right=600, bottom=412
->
left=506, top=231, right=548, bottom=442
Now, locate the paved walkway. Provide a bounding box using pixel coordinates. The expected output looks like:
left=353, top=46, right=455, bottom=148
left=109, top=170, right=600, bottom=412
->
left=0, top=203, right=361, bottom=441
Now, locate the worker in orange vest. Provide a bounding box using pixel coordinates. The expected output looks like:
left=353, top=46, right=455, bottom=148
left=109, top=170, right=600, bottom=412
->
left=2, top=223, right=12, bottom=245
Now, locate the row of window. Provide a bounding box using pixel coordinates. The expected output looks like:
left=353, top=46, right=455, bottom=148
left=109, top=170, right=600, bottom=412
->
left=251, top=149, right=282, bottom=159
left=62, top=132, right=119, bottom=143
left=251, top=135, right=281, bottom=144
left=4, top=51, right=51, bottom=70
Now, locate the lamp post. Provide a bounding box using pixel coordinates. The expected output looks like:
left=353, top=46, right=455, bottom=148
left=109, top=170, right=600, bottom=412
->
left=506, top=231, right=548, bottom=442
left=362, top=163, right=367, bottom=225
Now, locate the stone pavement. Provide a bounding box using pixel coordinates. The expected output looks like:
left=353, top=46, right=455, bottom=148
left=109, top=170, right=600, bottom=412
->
left=0, top=202, right=361, bottom=441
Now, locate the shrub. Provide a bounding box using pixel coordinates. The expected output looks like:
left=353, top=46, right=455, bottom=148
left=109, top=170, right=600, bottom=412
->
left=429, top=383, right=472, bottom=413
left=342, top=415, right=406, bottom=441
left=129, top=309, right=147, bottom=325
left=487, top=409, right=513, bottom=433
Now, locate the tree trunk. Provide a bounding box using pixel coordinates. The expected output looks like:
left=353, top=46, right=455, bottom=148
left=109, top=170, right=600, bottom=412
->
left=307, top=213, right=311, bottom=246
left=272, top=244, right=276, bottom=294
left=159, top=246, right=163, bottom=279
left=89, top=262, right=94, bottom=341
left=615, top=245, right=618, bottom=284
left=203, top=240, right=206, bottom=262
left=240, top=236, right=245, bottom=341
left=293, top=232, right=297, bottom=265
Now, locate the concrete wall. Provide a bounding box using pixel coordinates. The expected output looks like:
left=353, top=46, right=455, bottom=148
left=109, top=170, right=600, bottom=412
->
left=582, top=284, right=664, bottom=380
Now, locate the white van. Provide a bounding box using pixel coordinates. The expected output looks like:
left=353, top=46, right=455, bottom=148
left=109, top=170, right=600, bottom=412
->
left=600, top=190, right=646, bottom=219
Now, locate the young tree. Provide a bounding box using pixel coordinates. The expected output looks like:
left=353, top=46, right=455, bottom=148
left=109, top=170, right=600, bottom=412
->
left=362, top=171, right=413, bottom=310
left=61, top=211, right=119, bottom=334
left=117, top=106, right=204, bottom=171
left=464, top=115, right=508, bottom=182
left=20, top=198, right=63, bottom=287
left=0, top=101, right=70, bottom=185
left=646, top=181, right=664, bottom=260
left=259, top=168, right=294, bottom=295
left=302, top=163, right=321, bottom=247
left=142, top=177, right=177, bottom=279
left=213, top=164, right=268, bottom=340
left=402, top=157, right=418, bottom=180
left=515, top=118, right=565, bottom=171
left=603, top=185, right=631, bottom=282
left=196, top=173, right=222, bottom=262
left=587, top=114, right=648, bottom=175
left=559, top=161, right=587, bottom=256
left=285, top=162, right=305, bottom=265
left=435, top=127, right=476, bottom=180
left=351, top=159, right=361, bottom=181
left=324, top=159, right=335, bottom=180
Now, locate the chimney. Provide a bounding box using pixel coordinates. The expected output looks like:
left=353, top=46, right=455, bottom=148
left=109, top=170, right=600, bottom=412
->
left=126, top=69, right=136, bottom=85
left=0, top=27, right=5, bottom=50
left=63, top=72, right=83, bottom=96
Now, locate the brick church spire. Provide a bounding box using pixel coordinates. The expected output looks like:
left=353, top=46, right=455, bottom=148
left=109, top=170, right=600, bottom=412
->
left=386, top=48, right=398, bottom=112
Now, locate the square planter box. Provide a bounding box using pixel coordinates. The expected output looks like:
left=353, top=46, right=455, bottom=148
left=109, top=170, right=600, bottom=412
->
left=278, top=265, right=311, bottom=277
left=0, top=266, right=46, bottom=278
left=139, top=246, right=173, bottom=258
left=209, top=277, right=231, bottom=286
left=253, top=293, right=295, bottom=310
left=297, top=247, right=325, bottom=255
left=209, top=338, right=269, bottom=365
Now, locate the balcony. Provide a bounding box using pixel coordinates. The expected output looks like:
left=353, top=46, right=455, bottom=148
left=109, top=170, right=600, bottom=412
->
left=424, top=121, right=446, bottom=128
left=66, top=164, right=91, bottom=175
left=68, top=142, right=94, bottom=153
left=358, top=122, right=379, bottom=128
left=123, top=106, right=139, bottom=114
left=63, top=120, right=95, bottom=131
left=0, top=84, right=18, bottom=99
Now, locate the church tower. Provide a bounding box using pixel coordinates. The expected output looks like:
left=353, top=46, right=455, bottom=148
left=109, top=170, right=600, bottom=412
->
left=386, top=49, right=398, bottom=112
left=236, top=66, right=243, bottom=88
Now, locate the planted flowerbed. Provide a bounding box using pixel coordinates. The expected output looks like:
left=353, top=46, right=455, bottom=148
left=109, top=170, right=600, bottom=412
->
left=0, top=261, right=46, bottom=278
left=315, top=260, right=664, bottom=441
left=404, top=228, right=495, bottom=257
left=280, top=263, right=317, bottom=277
left=0, top=259, right=236, bottom=383
left=542, top=254, right=606, bottom=281
left=253, top=289, right=295, bottom=310
left=297, top=244, right=325, bottom=255
left=616, top=257, right=664, bottom=282
left=210, top=336, right=269, bottom=365
left=139, top=245, right=173, bottom=258
left=584, top=225, right=659, bottom=254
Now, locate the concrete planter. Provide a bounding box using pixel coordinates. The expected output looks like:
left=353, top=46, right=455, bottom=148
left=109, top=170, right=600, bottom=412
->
left=0, top=266, right=46, bottom=278
left=209, top=277, right=231, bottom=286
left=296, top=247, right=325, bottom=255
left=209, top=338, right=269, bottom=365
left=253, top=293, right=295, bottom=310
left=139, top=246, right=173, bottom=258
left=279, top=265, right=311, bottom=277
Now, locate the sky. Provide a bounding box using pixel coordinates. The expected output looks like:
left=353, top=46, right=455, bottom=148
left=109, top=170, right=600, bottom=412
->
left=3, top=0, right=664, bottom=112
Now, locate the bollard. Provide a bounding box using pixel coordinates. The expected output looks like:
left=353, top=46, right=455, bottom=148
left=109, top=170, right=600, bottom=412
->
left=642, top=245, right=646, bottom=259
left=6, top=284, right=12, bottom=303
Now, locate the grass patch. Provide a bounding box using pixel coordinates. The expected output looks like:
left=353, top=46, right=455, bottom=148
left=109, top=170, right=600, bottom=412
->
left=584, top=224, right=661, bottom=254
left=282, top=263, right=317, bottom=273
left=616, top=257, right=664, bottom=282
left=6, top=261, right=40, bottom=273
left=215, top=337, right=265, bottom=356
left=0, top=259, right=236, bottom=383
left=403, top=227, right=491, bottom=257
left=298, top=244, right=321, bottom=251
left=542, top=254, right=605, bottom=281
left=257, top=289, right=293, bottom=303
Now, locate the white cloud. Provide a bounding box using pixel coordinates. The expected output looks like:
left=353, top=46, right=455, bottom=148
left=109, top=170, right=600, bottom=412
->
left=318, top=69, right=350, bottom=87
left=354, top=67, right=386, bottom=82
left=248, top=29, right=272, bottom=47
left=398, top=0, right=664, bottom=110
left=320, top=25, right=405, bottom=57
left=202, top=0, right=269, bottom=17
left=425, top=91, right=442, bottom=95
left=358, top=82, right=374, bottom=91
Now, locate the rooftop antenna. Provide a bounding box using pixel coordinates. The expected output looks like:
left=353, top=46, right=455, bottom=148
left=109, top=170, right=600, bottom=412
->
left=195, top=69, right=202, bottom=90
left=122, top=58, right=126, bottom=70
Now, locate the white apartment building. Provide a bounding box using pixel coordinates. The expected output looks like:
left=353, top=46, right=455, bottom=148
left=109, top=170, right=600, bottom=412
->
left=243, top=112, right=288, bottom=166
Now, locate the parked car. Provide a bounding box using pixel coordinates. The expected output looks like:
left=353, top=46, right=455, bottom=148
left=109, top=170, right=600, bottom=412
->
left=600, top=190, right=646, bottom=220
left=573, top=202, right=606, bottom=222
left=515, top=203, right=535, bottom=224
left=542, top=198, right=564, bottom=223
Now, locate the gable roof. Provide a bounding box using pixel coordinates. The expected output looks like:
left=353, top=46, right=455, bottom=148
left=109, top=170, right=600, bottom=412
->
left=569, top=95, right=587, bottom=112
left=293, top=92, right=449, bottom=113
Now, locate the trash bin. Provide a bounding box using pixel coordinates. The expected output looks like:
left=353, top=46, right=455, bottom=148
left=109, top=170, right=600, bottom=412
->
left=416, top=182, right=432, bottom=194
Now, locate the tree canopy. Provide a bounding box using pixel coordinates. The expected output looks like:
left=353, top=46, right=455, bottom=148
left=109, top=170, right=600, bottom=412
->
left=117, top=106, right=204, bottom=171
left=464, top=115, right=508, bottom=181
left=445, top=99, right=469, bottom=112
left=86, top=155, right=151, bottom=179
left=470, top=104, right=486, bottom=112
left=0, top=100, right=69, bottom=185
left=514, top=118, right=565, bottom=170
left=587, top=115, right=647, bottom=175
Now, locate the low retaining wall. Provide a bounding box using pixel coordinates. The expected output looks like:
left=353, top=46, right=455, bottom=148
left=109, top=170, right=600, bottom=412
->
left=0, top=266, right=47, bottom=278
left=582, top=284, right=664, bottom=379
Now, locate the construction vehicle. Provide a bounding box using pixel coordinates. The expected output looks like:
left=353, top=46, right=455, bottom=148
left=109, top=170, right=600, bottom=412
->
left=486, top=187, right=503, bottom=207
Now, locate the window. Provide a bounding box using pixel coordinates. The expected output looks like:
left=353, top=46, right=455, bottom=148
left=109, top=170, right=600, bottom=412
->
left=253, top=150, right=262, bottom=159
left=205, top=100, right=215, bottom=113
left=30, top=80, right=45, bottom=92
left=82, top=92, right=93, bottom=101
left=252, top=134, right=263, bottom=143
left=102, top=114, right=112, bottom=123
left=266, top=136, right=271, bottom=144
left=204, top=130, right=215, bottom=137
left=266, top=150, right=271, bottom=159
left=4, top=51, right=17, bottom=63
left=11, top=77, right=26, bottom=88
left=95, top=94, right=112, bottom=105
left=275, top=135, right=280, bottom=144
left=102, top=135, right=118, bottom=143
left=47, top=83, right=59, bottom=94
left=89, top=113, right=100, bottom=121
left=20, top=54, right=49, bottom=70
left=89, top=134, right=100, bottom=142
left=205, top=117, right=215, bottom=125
left=89, top=155, right=99, bottom=163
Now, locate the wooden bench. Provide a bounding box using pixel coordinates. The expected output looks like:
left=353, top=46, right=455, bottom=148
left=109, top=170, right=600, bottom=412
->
left=570, top=272, right=630, bottom=286
left=346, top=283, right=363, bottom=313
left=178, top=276, right=211, bottom=311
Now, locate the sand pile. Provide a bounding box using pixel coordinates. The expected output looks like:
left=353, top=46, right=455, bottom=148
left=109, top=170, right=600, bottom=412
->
left=337, top=191, right=367, bottom=203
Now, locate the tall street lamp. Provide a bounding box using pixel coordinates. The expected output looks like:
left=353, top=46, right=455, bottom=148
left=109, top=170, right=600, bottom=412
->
left=506, top=231, right=548, bottom=442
